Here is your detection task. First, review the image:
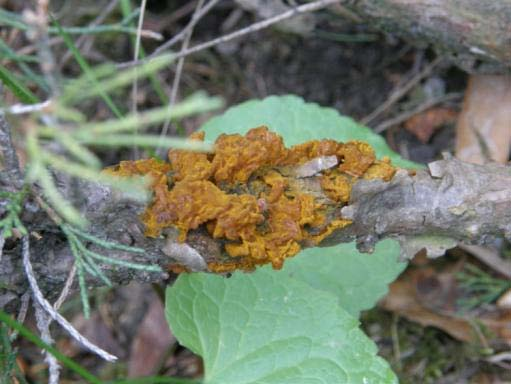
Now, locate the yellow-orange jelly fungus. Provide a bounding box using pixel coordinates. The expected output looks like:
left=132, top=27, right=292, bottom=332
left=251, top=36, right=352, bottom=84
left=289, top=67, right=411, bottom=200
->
left=108, top=127, right=396, bottom=272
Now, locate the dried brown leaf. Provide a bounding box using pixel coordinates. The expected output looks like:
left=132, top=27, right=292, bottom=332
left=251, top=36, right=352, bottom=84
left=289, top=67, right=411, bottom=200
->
left=455, top=75, right=511, bottom=164
left=404, top=107, right=457, bottom=143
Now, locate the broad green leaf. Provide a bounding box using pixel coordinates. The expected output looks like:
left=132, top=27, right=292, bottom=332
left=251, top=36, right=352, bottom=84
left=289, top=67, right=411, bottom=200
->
left=165, top=95, right=417, bottom=383
left=201, top=94, right=419, bottom=169
left=166, top=268, right=397, bottom=384
left=201, top=95, right=414, bottom=314
left=281, top=239, right=406, bottom=317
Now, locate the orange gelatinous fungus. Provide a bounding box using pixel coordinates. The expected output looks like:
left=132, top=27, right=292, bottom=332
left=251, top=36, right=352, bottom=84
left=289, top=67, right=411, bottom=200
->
left=337, top=141, right=375, bottom=177
left=108, top=127, right=397, bottom=273
left=211, top=194, right=264, bottom=240
left=105, top=158, right=171, bottom=190
left=320, top=172, right=352, bottom=203
left=211, top=126, right=287, bottom=183
left=310, top=218, right=353, bottom=245
left=168, top=131, right=212, bottom=181
left=149, top=179, right=230, bottom=241
left=363, top=157, right=396, bottom=181
left=263, top=170, right=287, bottom=203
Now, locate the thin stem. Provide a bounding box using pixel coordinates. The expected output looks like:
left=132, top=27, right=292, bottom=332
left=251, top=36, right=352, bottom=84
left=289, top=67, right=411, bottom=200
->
left=1, top=99, right=52, bottom=115
left=33, top=303, right=60, bottom=384
left=0, top=309, right=102, bottom=384
left=117, top=0, right=342, bottom=69
left=361, top=56, right=443, bottom=125
left=9, top=291, right=30, bottom=341
left=21, top=235, right=117, bottom=361
left=53, top=263, right=77, bottom=310
left=158, top=0, right=206, bottom=154
left=373, top=92, right=462, bottom=133
left=151, top=0, right=221, bottom=56
left=131, top=0, right=148, bottom=159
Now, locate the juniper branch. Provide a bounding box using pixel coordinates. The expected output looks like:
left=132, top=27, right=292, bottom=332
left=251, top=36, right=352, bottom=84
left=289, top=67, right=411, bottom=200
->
left=1, top=154, right=510, bottom=314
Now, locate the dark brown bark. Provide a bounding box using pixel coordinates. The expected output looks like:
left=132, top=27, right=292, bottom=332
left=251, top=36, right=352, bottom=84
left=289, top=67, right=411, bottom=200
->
left=2, top=153, right=510, bottom=314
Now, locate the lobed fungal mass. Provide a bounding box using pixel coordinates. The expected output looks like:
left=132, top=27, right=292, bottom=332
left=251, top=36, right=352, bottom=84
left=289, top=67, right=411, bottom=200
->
left=108, top=127, right=396, bottom=272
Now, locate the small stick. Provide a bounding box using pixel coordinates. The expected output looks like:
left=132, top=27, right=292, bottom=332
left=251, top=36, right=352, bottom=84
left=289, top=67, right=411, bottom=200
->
left=59, top=0, right=120, bottom=68
left=373, top=92, right=461, bottom=133
left=9, top=291, right=30, bottom=341
left=131, top=0, right=148, bottom=159
left=1, top=100, right=52, bottom=115
left=34, top=303, right=60, bottom=384
left=22, top=235, right=118, bottom=361
left=151, top=0, right=221, bottom=57
left=158, top=0, right=206, bottom=153
left=117, top=0, right=342, bottom=69
left=361, top=56, right=443, bottom=126
left=53, top=262, right=77, bottom=310
left=23, top=0, right=60, bottom=95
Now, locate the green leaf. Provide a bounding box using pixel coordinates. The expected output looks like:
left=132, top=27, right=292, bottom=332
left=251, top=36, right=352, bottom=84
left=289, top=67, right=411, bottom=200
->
left=200, top=95, right=415, bottom=316
left=201, top=94, right=420, bottom=169
left=282, top=239, right=406, bottom=317
left=165, top=95, right=419, bottom=382
left=166, top=269, right=397, bottom=384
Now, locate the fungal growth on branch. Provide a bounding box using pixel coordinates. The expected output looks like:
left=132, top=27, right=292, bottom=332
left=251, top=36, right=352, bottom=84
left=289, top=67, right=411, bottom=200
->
left=108, top=127, right=397, bottom=272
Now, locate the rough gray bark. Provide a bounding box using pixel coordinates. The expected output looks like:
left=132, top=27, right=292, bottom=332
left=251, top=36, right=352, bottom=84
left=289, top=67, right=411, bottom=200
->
left=1, top=152, right=510, bottom=314
left=0, top=114, right=24, bottom=190
left=348, top=0, right=511, bottom=74
left=338, top=155, right=511, bottom=255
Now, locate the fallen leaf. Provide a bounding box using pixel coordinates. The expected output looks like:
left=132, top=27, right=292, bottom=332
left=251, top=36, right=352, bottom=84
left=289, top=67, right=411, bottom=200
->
left=497, top=288, right=511, bottom=310
left=128, top=297, right=176, bottom=377
left=404, top=107, right=457, bottom=143
left=455, top=75, right=511, bottom=164
left=380, top=264, right=511, bottom=347
left=58, top=312, right=122, bottom=358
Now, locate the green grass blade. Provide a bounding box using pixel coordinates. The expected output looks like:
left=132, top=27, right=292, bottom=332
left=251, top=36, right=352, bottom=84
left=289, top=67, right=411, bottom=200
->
left=27, top=162, right=85, bottom=226
left=0, top=8, right=156, bottom=38
left=0, top=63, right=39, bottom=104
left=38, top=93, right=222, bottom=141
left=41, top=151, right=150, bottom=200
left=68, top=92, right=222, bottom=136
left=78, top=133, right=213, bottom=151
left=119, top=0, right=168, bottom=104
left=82, top=254, right=113, bottom=287
left=52, top=132, right=101, bottom=168
left=0, top=310, right=102, bottom=384
left=60, top=62, right=117, bottom=94
left=0, top=9, right=26, bottom=30
left=66, top=225, right=161, bottom=273
left=83, top=246, right=161, bottom=272
left=66, top=225, right=145, bottom=253
left=0, top=38, right=49, bottom=92
left=0, top=323, right=17, bottom=381
left=62, top=54, right=174, bottom=103
left=51, top=17, right=123, bottom=118
left=69, top=238, right=91, bottom=318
